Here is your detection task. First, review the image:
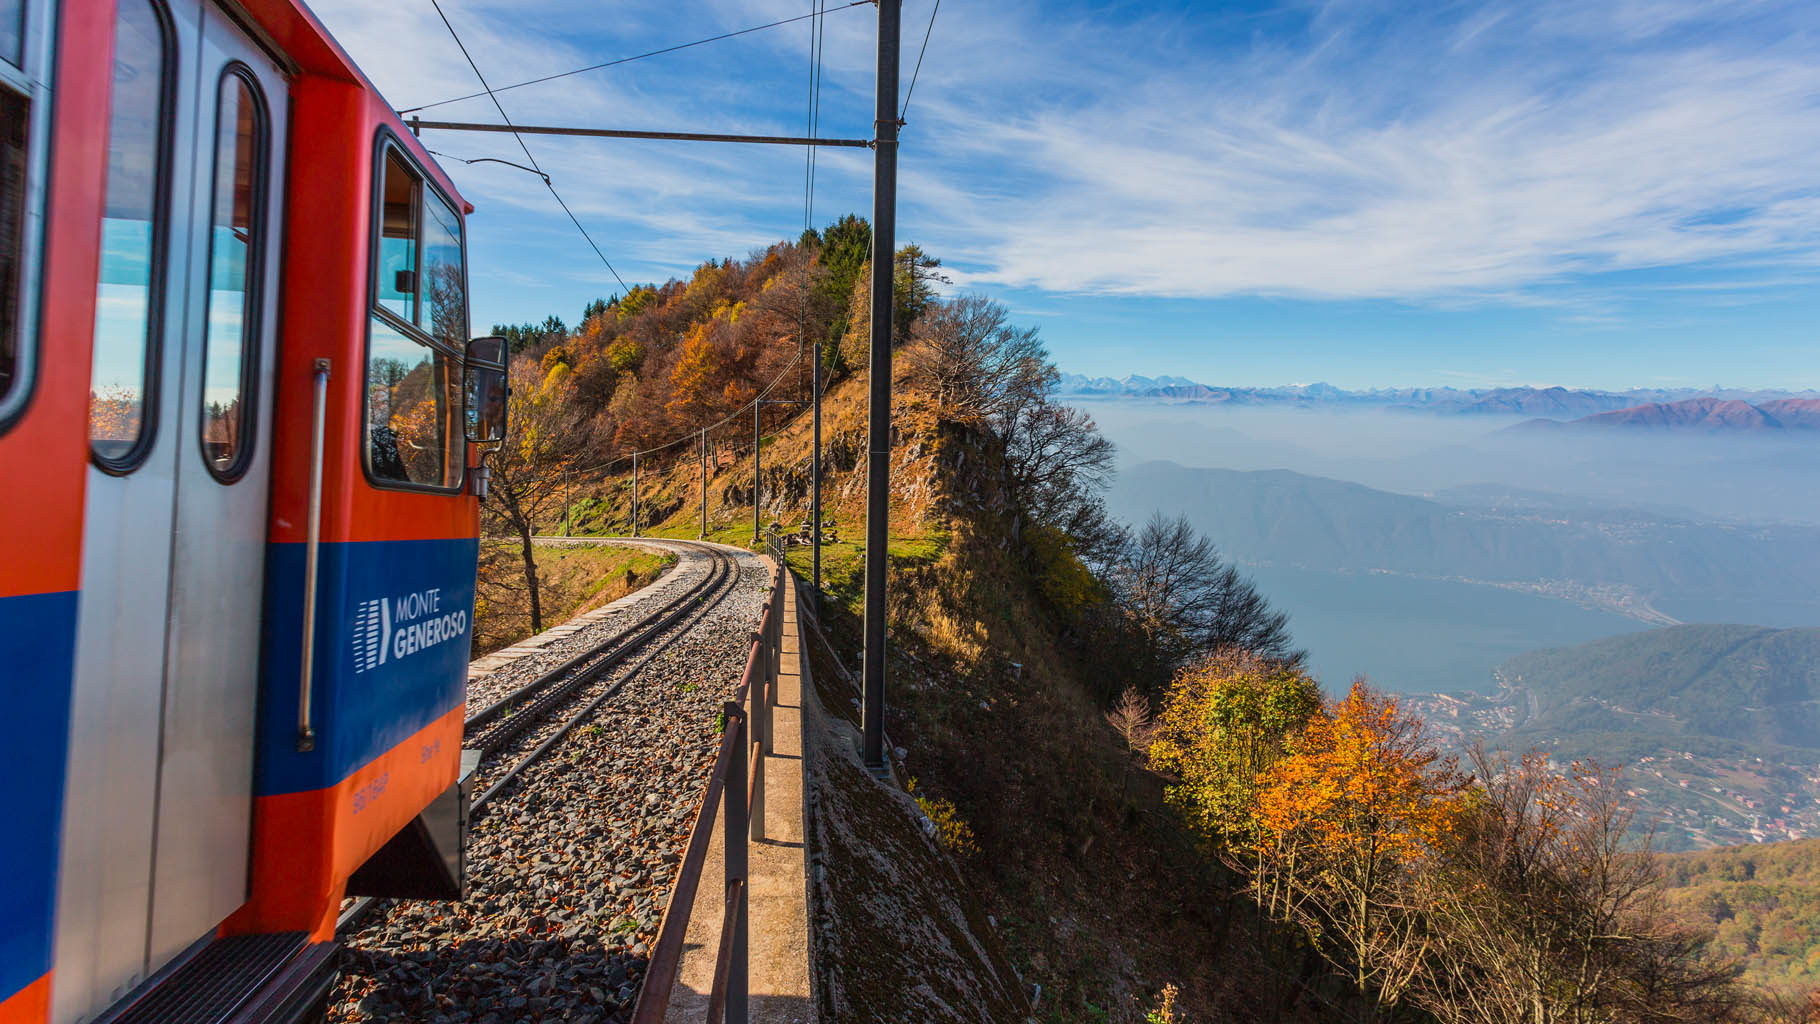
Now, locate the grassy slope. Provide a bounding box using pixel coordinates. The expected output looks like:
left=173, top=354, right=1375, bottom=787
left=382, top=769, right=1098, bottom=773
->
left=472, top=541, right=673, bottom=654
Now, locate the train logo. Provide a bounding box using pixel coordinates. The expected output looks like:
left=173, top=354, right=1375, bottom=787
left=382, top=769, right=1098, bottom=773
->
left=352, top=588, right=469, bottom=673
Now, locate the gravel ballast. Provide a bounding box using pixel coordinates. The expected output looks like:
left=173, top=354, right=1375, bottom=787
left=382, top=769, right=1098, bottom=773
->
left=329, top=543, right=771, bottom=1024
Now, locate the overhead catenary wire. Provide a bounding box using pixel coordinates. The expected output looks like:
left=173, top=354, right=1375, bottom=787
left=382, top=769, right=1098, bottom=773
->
left=426, top=0, right=630, bottom=294
left=400, top=1, right=874, bottom=116
left=901, top=0, right=941, bottom=122
left=568, top=0, right=841, bottom=489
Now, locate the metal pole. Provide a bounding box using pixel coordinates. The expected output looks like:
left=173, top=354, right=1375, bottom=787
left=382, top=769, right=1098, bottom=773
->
left=563, top=470, right=570, bottom=537
left=632, top=451, right=640, bottom=537
left=700, top=429, right=708, bottom=540
left=752, top=401, right=762, bottom=546
left=724, top=701, right=749, bottom=1024
left=414, top=119, right=872, bottom=149
left=861, top=0, right=899, bottom=774
left=812, top=329, right=822, bottom=615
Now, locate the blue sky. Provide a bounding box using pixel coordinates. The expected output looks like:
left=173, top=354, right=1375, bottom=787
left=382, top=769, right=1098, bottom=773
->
left=310, top=0, right=1820, bottom=391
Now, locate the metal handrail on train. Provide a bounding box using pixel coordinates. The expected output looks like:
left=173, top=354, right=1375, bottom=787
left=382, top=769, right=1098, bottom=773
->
left=297, top=358, right=331, bottom=752
left=630, top=557, right=788, bottom=1024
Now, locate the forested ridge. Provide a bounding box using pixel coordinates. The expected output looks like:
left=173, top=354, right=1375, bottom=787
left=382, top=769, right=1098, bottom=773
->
left=475, top=220, right=1816, bottom=1023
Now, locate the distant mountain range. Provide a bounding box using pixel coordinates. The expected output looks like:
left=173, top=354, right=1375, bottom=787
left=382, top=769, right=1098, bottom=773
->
left=1514, top=397, right=1820, bottom=434
left=1056, top=374, right=1815, bottom=415
left=1109, top=462, right=1820, bottom=614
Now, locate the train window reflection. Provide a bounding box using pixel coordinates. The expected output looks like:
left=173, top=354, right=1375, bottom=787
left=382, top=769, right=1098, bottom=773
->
left=0, top=88, right=26, bottom=409
left=200, top=69, right=266, bottom=480
left=89, top=0, right=170, bottom=469
left=366, top=313, right=458, bottom=488
left=0, top=0, right=22, bottom=69
left=420, top=192, right=464, bottom=347
left=376, top=149, right=417, bottom=322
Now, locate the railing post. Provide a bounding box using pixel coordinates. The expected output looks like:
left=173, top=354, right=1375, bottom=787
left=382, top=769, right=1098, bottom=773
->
left=749, top=641, right=766, bottom=842
left=724, top=701, right=749, bottom=1024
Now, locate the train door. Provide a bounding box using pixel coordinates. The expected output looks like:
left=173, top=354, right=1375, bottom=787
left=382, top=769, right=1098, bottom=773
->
left=54, top=1, right=287, bottom=1019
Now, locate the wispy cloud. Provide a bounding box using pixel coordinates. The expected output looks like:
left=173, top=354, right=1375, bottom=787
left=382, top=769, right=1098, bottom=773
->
left=308, top=0, right=1820, bottom=333
left=900, top=0, right=1820, bottom=303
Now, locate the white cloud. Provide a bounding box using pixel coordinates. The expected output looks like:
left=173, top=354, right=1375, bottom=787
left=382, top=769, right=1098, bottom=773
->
left=900, top=0, right=1820, bottom=302
left=308, top=0, right=1820, bottom=312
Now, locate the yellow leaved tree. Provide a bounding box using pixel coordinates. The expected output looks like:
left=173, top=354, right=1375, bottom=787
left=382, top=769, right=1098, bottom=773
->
left=1254, top=681, right=1467, bottom=1021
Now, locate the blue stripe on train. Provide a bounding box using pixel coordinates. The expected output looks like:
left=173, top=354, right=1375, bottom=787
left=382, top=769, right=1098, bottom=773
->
left=256, top=538, right=477, bottom=797
left=0, top=589, right=77, bottom=1007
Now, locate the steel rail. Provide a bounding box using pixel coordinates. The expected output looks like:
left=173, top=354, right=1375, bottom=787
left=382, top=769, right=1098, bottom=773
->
left=338, top=542, right=746, bottom=937
left=464, top=548, right=730, bottom=753
left=467, top=549, right=747, bottom=814
left=464, top=541, right=721, bottom=729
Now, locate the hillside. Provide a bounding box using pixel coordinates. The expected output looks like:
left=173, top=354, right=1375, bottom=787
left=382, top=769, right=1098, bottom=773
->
left=1499, top=625, right=1820, bottom=750
left=1408, top=625, right=1820, bottom=849
left=1662, top=839, right=1820, bottom=997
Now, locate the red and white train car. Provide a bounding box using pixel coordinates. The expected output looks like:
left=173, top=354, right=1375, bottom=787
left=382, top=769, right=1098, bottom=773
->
left=0, top=0, right=505, bottom=1020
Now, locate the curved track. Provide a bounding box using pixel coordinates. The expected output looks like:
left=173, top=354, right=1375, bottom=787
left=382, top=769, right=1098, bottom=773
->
left=336, top=539, right=746, bottom=937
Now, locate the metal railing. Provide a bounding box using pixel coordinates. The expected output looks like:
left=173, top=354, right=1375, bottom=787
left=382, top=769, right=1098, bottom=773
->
left=631, top=554, right=787, bottom=1024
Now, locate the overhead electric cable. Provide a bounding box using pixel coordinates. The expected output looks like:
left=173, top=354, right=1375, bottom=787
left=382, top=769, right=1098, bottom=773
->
left=901, top=0, right=941, bottom=121
left=401, top=0, right=873, bottom=116
left=426, top=0, right=630, bottom=294
left=426, top=148, right=550, bottom=183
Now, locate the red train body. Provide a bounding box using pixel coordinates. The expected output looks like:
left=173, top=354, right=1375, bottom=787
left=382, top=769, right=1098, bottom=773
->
left=0, top=1, right=494, bottom=1020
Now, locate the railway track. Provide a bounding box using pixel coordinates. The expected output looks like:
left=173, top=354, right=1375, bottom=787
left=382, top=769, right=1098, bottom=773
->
left=335, top=539, right=746, bottom=938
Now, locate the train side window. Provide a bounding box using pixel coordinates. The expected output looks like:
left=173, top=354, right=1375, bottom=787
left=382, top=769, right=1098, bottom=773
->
left=199, top=67, right=268, bottom=481
left=89, top=0, right=173, bottom=470
left=375, top=150, right=417, bottom=323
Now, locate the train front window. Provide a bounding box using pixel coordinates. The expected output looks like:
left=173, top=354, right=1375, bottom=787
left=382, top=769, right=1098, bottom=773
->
left=365, top=138, right=465, bottom=491
left=420, top=192, right=464, bottom=348
left=89, top=0, right=171, bottom=469
left=199, top=69, right=267, bottom=481
left=376, top=149, right=417, bottom=322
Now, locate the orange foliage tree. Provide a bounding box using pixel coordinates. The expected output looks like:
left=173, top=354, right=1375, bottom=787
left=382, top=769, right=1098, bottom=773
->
left=1254, top=681, right=1468, bottom=1019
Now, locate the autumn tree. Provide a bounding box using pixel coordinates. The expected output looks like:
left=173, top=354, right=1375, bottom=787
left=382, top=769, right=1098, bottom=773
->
left=1410, top=748, right=1747, bottom=1024
left=665, top=323, right=720, bottom=424
left=1149, top=649, right=1323, bottom=853
left=481, top=356, right=590, bottom=633
left=1255, top=681, right=1468, bottom=1021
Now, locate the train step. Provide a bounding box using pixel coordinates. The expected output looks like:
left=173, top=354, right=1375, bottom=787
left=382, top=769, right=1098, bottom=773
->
left=98, top=932, right=336, bottom=1024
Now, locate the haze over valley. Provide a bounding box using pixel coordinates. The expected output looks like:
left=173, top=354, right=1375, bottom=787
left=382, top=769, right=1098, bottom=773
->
left=1091, top=380, right=1820, bottom=707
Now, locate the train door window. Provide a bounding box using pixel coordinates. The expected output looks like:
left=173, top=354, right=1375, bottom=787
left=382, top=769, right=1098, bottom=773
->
left=376, top=149, right=417, bottom=322
left=89, top=0, right=173, bottom=469
left=0, top=86, right=24, bottom=409
left=198, top=68, right=267, bottom=480
left=0, top=0, right=37, bottom=430
left=366, top=139, right=463, bottom=491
